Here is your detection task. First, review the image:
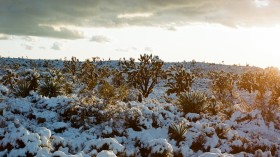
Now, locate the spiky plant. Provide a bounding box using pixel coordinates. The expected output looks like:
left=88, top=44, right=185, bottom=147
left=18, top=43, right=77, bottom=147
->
left=169, top=122, right=188, bottom=145
left=177, top=91, right=207, bottom=114
left=63, top=56, right=81, bottom=77
left=79, top=59, right=98, bottom=90
left=1, top=69, right=19, bottom=90
left=165, top=64, right=195, bottom=96
left=39, top=78, right=62, bottom=97
left=210, top=71, right=236, bottom=102
left=14, top=82, right=30, bottom=97
left=119, top=54, right=165, bottom=98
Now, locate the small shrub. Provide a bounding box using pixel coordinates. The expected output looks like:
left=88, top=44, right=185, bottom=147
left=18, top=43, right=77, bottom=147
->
left=168, top=122, right=188, bottom=146
left=0, top=69, right=19, bottom=90
left=79, top=59, right=98, bottom=90
left=14, top=81, right=30, bottom=97
left=210, top=71, right=236, bottom=103
left=111, top=69, right=126, bottom=87
left=97, top=81, right=115, bottom=104
left=238, top=71, right=268, bottom=103
left=205, top=96, right=222, bottom=115
left=165, top=64, right=195, bottom=96
left=39, top=77, right=62, bottom=97
left=177, top=91, right=207, bottom=114
left=190, top=133, right=207, bottom=152
left=119, top=54, right=165, bottom=98
left=20, top=69, right=40, bottom=91
left=63, top=56, right=81, bottom=77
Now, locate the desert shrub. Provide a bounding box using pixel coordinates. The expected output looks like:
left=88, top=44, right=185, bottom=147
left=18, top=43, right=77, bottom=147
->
left=63, top=56, right=81, bottom=77
left=79, top=59, right=98, bottom=90
left=21, top=69, right=40, bottom=91
left=39, top=77, right=62, bottom=97
left=165, top=64, right=195, bottom=96
left=177, top=91, right=208, bottom=114
left=11, top=69, right=41, bottom=97
left=238, top=71, right=268, bottom=103
left=119, top=54, right=165, bottom=98
left=124, top=107, right=142, bottom=131
left=98, top=81, right=115, bottom=103
left=190, top=133, right=207, bottom=152
left=210, top=71, right=236, bottom=102
left=13, top=81, right=31, bottom=97
left=98, top=66, right=111, bottom=79
left=205, top=96, right=222, bottom=115
left=168, top=122, right=188, bottom=146
left=49, top=70, right=73, bottom=95
left=111, top=69, right=126, bottom=87
left=97, top=80, right=129, bottom=105
left=266, top=67, right=280, bottom=108
left=0, top=69, right=19, bottom=90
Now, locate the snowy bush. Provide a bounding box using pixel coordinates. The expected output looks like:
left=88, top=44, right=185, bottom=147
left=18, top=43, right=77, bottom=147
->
left=165, top=64, right=195, bottom=96
left=119, top=54, right=165, bottom=98
left=177, top=91, right=208, bottom=114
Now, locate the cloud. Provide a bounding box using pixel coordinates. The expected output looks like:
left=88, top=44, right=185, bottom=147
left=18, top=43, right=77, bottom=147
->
left=115, top=47, right=139, bottom=52
left=0, top=34, right=11, bottom=40
left=0, top=0, right=279, bottom=39
left=51, top=42, right=62, bottom=50
left=21, top=36, right=36, bottom=42
left=22, top=44, right=33, bottom=50
left=144, top=47, right=153, bottom=53
left=90, top=35, right=110, bottom=43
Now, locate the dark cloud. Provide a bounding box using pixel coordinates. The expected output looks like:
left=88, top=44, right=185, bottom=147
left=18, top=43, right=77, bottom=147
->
left=0, top=0, right=279, bottom=39
left=90, top=35, right=110, bottom=43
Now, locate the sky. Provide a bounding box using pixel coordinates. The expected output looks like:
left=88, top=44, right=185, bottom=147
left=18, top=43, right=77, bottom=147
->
left=1, top=0, right=280, bottom=68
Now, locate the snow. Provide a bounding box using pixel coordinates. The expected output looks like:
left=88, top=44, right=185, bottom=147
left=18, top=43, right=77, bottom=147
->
left=96, top=150, right=116, bottom=157
left=0, top=58, right=279, bottom=157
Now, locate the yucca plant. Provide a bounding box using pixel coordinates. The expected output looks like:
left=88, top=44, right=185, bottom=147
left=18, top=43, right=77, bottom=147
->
left=177, top=91, right=207, bottom=114
left=14, top=82, right=30, bottom=97
left=39, top=78, right=62, bottom=97
left=169, top=122, right=188, bottom=146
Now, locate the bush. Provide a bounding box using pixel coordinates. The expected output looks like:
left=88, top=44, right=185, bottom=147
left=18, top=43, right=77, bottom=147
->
left=177, top=91, right=207, bottom=114
left=119, top=54, right=164, bottom=98
left=14, top=81, right=30, bottom=97
left=0, top=69, right=19, bottom=90
left=21, top=69, right=40, bottom=91
left=168, top=122, right=188, bottom=146
left=97, top=80, right=129, bottom=105
left=111, top=70, right=125, bottom=87
left=238, top=71, right=268, bottom=102
left=79, top=59, right=98, bottom=90
left=210, top=71, right=236, bottom=102
left=205, top=96, right=222, bottom=115
left=63, top=56, right=81, bottom=77
left=39, top=77, right=62, bottom=97
left=165, top=64, right=195, bottom=96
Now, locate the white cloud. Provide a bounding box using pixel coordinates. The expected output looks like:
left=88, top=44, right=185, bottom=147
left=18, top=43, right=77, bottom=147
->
left=21, top=44, right=33, bottom=50
left=0, top=34, right=10, bottom=40
left=90, top=35, right=110, bottom=43
left=144, top=47, right=153, bottom=53
left=117, top=13, right=153, bottom=19
left=51, top=42, right=63, bottom=50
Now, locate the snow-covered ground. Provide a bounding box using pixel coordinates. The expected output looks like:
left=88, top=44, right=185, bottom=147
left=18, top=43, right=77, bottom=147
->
left=0, top=57, right=279, bottom=157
